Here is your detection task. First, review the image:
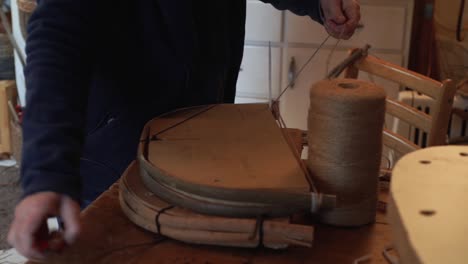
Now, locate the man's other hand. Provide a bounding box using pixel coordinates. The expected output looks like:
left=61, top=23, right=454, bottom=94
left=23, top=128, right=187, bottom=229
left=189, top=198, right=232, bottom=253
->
left=8, top=192, right=81, bottom=260
left=320, top=0, right=361, bottom=40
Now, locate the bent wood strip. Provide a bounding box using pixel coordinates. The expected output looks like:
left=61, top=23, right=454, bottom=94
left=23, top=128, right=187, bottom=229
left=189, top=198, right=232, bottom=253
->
left=140, top=165, right=305, bottom=217
left=139, top=155, right=310, bottom=206
left=137, top=104, right=335, bottom=217
left=122, top=187, right=311, bottom=244
left=120, top=162, right=313, bottom=243
left=140, top=159, right=335, bottom=217
left=119, top=161, right=314, bottom=249
left=120, top=198, right=289, bottom=249
left=122, top=196, right=312, bottom=249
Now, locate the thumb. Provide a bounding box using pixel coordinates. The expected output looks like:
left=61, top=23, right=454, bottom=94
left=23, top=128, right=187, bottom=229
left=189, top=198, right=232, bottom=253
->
left=322, top=0, right=347, bottom=25
left=60, top=196, right=81, bottom=244
left=343, top=0, right=360, bottom=27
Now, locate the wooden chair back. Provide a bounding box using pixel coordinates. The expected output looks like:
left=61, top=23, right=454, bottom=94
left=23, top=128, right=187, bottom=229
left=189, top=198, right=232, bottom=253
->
left=344, top=49, right=457, bottom=157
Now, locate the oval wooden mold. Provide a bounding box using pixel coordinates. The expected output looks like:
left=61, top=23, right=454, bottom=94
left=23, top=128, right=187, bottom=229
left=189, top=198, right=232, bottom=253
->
left=137, top=104, right=335, bottom=217
left=120, top=161, right=315, bottom=249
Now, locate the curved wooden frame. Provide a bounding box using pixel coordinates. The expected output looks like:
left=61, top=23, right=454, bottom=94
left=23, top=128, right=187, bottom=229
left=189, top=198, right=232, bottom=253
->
left=120, top=161, right=315, bottom=249
left=137, top=104, right=335, bottom=218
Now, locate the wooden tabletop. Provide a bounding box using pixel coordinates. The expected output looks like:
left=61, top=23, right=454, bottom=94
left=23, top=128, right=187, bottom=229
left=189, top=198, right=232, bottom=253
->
left=28, top=182, right=394, bottom=264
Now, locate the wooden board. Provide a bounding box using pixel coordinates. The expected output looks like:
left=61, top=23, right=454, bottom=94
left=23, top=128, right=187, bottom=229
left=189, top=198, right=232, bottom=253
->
left=388, top=146, right=468, bottom=263
left=0, top=81, right=15, bottom=154
left=146, top=104, right=308, bottom=191
left=26, top=181, right=394, bottom=264
left=135, top=104, right=337, bottom=217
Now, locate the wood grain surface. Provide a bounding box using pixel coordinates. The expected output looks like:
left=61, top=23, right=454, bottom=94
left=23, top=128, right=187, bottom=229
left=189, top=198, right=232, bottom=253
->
left=147, top=104, right=308, bottom=191
left=26, top=122, right=395, bottom=264
left=25, top=183, right=394, bottom=264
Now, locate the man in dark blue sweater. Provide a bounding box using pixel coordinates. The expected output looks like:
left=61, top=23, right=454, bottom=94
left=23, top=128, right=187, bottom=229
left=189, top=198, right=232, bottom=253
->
left=8, top=0, right=360, bottom=259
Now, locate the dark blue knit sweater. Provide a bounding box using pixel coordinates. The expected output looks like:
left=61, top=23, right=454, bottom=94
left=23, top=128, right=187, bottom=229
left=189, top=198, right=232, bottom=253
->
left=20, top=0, right=323, bottom=205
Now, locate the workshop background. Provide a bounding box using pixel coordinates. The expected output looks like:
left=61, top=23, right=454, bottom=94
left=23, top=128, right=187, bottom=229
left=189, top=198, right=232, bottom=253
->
left=0, top=0, right=466, bottom=260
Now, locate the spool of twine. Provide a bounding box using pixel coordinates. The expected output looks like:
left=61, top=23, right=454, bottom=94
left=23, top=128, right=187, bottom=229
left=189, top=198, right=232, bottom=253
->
left=307, top=78, right=385, bottom=227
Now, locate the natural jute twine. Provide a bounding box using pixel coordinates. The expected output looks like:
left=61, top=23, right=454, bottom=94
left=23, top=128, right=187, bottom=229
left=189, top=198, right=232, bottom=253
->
left=307, top=78, right=386, bottom=226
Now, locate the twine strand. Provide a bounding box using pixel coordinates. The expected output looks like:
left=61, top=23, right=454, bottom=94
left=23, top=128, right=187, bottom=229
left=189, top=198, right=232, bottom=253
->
left=325, top=28, right=345, bottom=78
left=275, top=35, right=332, bottom=103
left=148, top=105, right=217, bottom=141
left=272, top=33, right=336, bottom=201
left=277, top=111, right=318, bottom=193
left=155, top=205, right=175, bottom=235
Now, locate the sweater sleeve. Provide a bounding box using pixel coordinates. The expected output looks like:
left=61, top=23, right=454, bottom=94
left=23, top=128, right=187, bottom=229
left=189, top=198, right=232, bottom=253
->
left=20, top=0, right=99, bottom=202
left=259, top=0, right=324, bottom=24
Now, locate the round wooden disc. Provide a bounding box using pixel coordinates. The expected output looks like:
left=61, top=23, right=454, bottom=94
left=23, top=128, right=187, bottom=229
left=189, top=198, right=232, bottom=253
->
left=388, top=146, right=468, bottom=263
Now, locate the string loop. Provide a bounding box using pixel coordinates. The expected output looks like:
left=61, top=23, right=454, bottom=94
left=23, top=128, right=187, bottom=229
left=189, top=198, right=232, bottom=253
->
left=155, top=205, right=175, bottom=235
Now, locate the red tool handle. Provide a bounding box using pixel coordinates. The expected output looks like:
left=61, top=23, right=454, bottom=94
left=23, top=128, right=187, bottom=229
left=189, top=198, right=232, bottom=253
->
left=33, top=218, right=67, bottom=253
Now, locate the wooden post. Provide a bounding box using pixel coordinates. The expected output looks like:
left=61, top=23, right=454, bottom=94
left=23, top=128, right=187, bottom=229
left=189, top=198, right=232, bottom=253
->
left=0, top=80, right=16, bottom=155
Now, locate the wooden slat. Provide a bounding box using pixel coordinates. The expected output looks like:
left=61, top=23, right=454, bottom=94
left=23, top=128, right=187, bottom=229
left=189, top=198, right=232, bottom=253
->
left=452, top=107, right=468, bottom=120
left=0, top=81, right=15, bottom=154
left=428, top=79, right=458, bottom=146
left=449, top=107, right=468, bottom=144
left=382, top=128, right=420, bottom=156
left=356, top=55, right=443, bottom=99
left=385, top=99, right=432, bottom=133
left=345, top=49, right=457, bottom=148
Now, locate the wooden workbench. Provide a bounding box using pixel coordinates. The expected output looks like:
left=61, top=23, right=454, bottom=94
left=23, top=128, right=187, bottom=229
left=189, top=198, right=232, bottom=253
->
left=27, top=181, right=393, bottom=264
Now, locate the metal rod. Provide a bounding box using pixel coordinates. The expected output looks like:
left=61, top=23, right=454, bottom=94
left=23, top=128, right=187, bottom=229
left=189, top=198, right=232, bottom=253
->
left=326, top=44, right=371, bottom=79
left=275, top=34, right=331, bottom=102
left=268, top=41, right=272, bottom=108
